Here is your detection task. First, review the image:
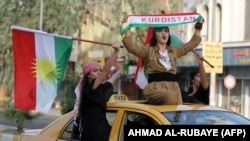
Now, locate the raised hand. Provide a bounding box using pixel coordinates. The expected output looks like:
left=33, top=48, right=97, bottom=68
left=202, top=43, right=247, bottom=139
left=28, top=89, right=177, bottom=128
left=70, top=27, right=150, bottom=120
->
left=112, top=43, right=120, bottom=52
left=194, top=19, right=204, bottom=30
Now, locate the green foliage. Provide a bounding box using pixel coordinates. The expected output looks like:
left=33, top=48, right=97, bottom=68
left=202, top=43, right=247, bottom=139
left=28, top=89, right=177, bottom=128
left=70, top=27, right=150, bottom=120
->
left=0, top=0, right=85, bottom=90
left=0, top=0, right=85, bottom=132
left=2, top=100, right=43, bottom=133
left=0, top=0, right=184, bottom=90
left=0, top=0, right=184, bottom=124
left=61, top=72, right=80, bottom=114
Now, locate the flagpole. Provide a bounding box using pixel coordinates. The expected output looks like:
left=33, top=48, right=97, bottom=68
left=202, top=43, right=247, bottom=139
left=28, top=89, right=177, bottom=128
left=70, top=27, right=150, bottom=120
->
left=191, top=50, right=214, bottom=68
left=170, top=30, right=214, bottom=68
left=39, top=0, right=44, bottom=30
left=71, top=38, right=213, bottom=67
left=72, top=37, right=124, bottom=48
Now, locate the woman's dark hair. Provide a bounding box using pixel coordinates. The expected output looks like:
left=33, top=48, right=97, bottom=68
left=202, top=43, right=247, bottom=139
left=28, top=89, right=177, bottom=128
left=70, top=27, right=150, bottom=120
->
left=189, top=69, right=199, bottom=81
left=188, top=68, right=200, bottom=93
left=78, top=71, right=91, bottom=118
left=149, top=26, right=171, bottom=46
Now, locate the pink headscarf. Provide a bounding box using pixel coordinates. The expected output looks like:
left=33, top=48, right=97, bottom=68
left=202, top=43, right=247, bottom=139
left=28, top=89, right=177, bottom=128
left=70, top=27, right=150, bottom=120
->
left=73, top=61, right=101, bottom=119
left=83, top=61, right=101, bottom=75
left=74, top=61, right=101, bottom=98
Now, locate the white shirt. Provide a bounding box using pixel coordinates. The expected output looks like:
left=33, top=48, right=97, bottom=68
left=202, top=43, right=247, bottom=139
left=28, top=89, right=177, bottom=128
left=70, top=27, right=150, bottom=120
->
left=159, top=50, right=172, bottom=70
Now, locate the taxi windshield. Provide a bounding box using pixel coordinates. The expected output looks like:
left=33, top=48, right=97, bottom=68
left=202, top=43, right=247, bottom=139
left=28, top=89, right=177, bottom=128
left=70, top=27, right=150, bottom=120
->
left=163, top=110, right=250, bottom=125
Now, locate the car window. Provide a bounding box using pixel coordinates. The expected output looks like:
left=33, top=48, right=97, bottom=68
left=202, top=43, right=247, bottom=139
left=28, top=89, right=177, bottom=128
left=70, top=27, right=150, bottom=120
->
left=106, top=110, right=117, bottom=126
left=163, top=110, right=250, bottom=125
left=59, top=119, right=81, bottom=141
left=58, top=111, right=117, bottom=141
left=118, top=111, right=157, bottom=141
left=126, top=112, right=156, bottom=125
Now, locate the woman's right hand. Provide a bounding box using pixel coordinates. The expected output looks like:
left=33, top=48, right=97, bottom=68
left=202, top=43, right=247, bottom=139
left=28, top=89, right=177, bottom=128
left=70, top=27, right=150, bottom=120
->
left=121, top=15, right=128, bottom=23
left=121, top=15, right=132, bottom=38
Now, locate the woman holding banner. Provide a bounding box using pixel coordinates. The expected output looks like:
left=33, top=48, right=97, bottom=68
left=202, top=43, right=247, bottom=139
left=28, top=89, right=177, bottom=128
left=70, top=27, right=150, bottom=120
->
left=121, top=14, right=203, bottom=105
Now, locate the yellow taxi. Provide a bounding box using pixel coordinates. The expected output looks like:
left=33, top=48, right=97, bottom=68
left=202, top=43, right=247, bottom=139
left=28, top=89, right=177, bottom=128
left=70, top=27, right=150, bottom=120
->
left=17, top=94, right=250, bottom=141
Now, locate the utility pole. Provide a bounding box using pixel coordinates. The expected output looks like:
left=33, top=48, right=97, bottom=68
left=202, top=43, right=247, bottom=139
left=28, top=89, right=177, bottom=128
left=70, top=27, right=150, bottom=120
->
left=209, top=0, right=217, bottom=106
left=39, top=0, right=43, bottom=30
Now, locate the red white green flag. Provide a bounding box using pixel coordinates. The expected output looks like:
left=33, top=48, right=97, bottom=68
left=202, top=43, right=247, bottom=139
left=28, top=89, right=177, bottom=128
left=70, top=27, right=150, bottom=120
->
left=11, top=26, right=73, bottom=113
left=134, top=27, right=152, bottom=89
left=120, top=12, right=203, bottom=37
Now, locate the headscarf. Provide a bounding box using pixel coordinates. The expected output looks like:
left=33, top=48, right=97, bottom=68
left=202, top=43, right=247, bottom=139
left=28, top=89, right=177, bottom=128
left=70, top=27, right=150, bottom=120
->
left=75, top=61, right=101, bottom=97
left=83, top=61, right=101, bottom=75
left=73, top=61, right=101, bottom=119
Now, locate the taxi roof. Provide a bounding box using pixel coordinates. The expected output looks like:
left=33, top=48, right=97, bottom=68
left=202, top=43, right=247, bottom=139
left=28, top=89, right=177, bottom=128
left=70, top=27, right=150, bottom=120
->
left=107, top=100, right=229, bottom=113
left=107, top=94, right=229, bottom=113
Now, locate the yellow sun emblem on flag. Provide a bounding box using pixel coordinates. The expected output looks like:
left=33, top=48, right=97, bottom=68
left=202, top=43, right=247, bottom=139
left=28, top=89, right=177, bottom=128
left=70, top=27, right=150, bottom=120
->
left=32, top=58, right=59, bottom=82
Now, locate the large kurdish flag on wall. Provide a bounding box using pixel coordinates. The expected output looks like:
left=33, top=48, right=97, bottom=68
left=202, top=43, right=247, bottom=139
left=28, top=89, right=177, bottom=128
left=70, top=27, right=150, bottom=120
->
left=11, top=26, right=73, bottom=113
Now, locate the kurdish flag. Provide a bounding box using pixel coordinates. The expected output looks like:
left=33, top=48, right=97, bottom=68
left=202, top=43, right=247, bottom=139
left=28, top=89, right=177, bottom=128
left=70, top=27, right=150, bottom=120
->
left=134, top=27, right=152, bottom=89
left=121, top=12, right=203, bottom=36
left=11, top=26, right=73, bottom=113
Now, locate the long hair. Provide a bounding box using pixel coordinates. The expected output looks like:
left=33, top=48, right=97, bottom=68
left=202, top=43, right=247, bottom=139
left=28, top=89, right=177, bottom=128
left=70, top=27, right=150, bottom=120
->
left=188, top=69, right=199, bottom=93
left=78, top=71, right=91, bottom=118
left=149, top=26, right=171, bottom=46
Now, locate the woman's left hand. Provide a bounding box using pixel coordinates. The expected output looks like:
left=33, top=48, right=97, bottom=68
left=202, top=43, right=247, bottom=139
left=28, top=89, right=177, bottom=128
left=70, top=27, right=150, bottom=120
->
left=195, top=53, right=204, bottom=64
left=112, top=43, right=120, bottom=52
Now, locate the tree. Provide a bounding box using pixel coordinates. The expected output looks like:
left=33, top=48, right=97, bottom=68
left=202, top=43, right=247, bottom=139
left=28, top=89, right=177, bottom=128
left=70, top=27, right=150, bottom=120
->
left=2, top=100, right=43, bottom=133
left=0, top=0, right=85, bottom=90
left=79, top=0, right=184, bottom=58
left=61, top=72, right=80, bottom=114
left=0, top=0, right=85, bottom=131
left=0, top=0, right=185, bottom=120
left=61, top=0, right=185, bottom=111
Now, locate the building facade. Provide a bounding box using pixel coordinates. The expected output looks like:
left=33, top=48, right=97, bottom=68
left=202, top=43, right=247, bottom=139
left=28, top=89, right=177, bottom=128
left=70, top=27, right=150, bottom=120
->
left=179, top=0, right=250, bottom=118
left=64, top=0, right=250, bottom=119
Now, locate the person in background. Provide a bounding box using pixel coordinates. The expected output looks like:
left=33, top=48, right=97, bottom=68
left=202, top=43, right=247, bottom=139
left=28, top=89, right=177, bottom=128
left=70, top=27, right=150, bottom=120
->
left=73, top=43, right=121, bottom=141
left=182, top=53, right=210, bottom=104
left=121, top=16, right=203, bottom=105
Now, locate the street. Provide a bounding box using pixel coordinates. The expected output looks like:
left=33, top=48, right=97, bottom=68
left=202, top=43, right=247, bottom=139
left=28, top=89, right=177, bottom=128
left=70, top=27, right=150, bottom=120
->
left=0, top=112, right=60, bottom=129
